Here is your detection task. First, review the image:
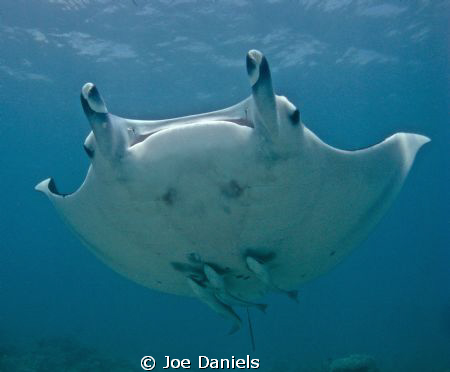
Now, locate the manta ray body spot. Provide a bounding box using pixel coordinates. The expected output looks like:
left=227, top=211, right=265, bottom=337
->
left=222, top=206, right=231, bottom=214
left=162, top=187, right=177, bottom=206
left=187, top=252, right=202, bottom=263
left=221, top=180, right=244, bottom=199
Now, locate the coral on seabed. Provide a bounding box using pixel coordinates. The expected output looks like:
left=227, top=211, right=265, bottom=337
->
left=328, top=354, right=379, bottom=372
left=0, top=338, right=135, bottom=372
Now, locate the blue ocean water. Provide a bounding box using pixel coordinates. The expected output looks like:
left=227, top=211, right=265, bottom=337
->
left=0, top=0, right=449, bottom=371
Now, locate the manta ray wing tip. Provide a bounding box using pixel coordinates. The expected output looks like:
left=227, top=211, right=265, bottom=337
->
left=35, top=178, right=51, bottom=193
left=34, top=178, right=65, bottom=198
left=397, top=132, right=431, bottom=146
left=415, top=133, right=431, bottom=146
left=393, top=132, right=431, bottom=171
left=400, top=132, right=431, bottom=153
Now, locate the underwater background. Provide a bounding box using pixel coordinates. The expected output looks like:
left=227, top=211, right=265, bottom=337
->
left=0, top=0, right=449, bottom=371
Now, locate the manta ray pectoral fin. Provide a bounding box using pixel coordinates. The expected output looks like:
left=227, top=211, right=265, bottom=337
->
left=80, top=83, right=129, bottom=160
left=246, top=50, right=278, bottom=141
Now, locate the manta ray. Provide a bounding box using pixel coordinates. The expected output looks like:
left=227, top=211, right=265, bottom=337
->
left=36, top=50, right=429, bottom=333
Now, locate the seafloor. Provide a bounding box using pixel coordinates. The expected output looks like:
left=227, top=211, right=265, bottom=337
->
left=0, top=337, right=385, bottom=372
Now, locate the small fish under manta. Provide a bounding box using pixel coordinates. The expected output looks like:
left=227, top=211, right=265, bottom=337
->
left=184, top=254, right=284, bottom=348
left=35, top=49, right=429, bottom=341
left=180, top=254, right=272, bottom=335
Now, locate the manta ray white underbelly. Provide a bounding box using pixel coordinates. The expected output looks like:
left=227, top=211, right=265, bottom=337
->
left=36, top=50, right=429, bottom=331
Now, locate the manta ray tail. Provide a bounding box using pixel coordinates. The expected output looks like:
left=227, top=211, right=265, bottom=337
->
left=247, top=308, right=256, bottom=352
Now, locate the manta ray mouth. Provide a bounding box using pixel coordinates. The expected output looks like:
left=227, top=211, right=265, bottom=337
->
left=129, top=118, right=254, bottom=147
left=130, top=131, right=159, bottom=146
left=227, top=118, right=254, bottom=128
